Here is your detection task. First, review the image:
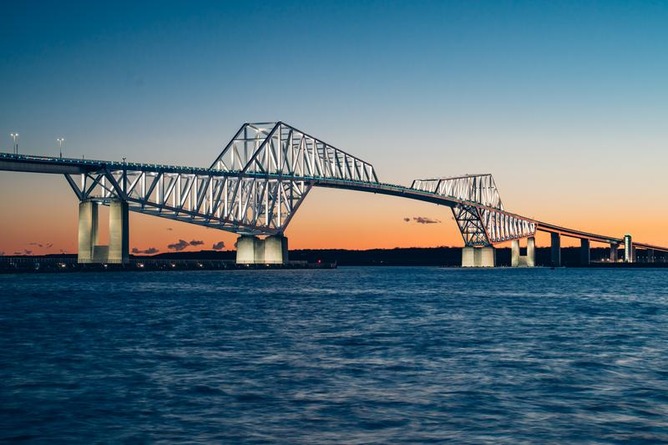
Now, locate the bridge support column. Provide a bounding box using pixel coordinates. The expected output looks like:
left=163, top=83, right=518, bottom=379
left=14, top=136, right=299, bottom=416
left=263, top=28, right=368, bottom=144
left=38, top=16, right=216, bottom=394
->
left=236, top=235, right=289, bottom=265
left=646, top=249, right=655, bottom=263
left=527, top=236, right=536, bottom=267
left=236, top=235, right=260, bottom=264
left=580, top=239, right=590, bottom=266
left=108, top=200, right=129, bottom=264
left=511, top=237, right=535, bottom=267
left=624, top=234, right=634, bottom=263
left=511, top=240, right=520, bottom=267
left=551, top=233, right=561, bottom=267
left=610, top=243, right=619, bottom=263
left=77, top=199, right=129, bottom=264
left=461, top=247, right=495, bottom=267
left=78, top=200, right=99, bottom=264
left=264, top=235, right=289, bottom=264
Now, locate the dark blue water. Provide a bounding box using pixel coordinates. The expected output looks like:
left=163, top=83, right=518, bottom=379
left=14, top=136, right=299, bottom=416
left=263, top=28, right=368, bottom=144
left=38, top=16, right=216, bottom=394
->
left=1, top=267, right=668, bottom=443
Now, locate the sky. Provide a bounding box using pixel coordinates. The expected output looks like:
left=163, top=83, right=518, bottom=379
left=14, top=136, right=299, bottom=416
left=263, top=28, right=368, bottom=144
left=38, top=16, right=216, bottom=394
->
left=1, top=0, right=667, bottom=255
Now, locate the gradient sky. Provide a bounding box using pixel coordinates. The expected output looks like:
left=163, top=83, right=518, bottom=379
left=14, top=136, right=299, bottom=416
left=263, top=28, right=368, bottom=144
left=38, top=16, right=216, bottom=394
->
left=1, top=0, right=667, bottom=255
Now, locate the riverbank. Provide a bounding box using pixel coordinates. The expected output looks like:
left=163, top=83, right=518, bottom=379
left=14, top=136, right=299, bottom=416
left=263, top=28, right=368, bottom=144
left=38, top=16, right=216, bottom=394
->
left=1, top=246, right=665, bottom=273
left=0, top=256, right=335, bottom=273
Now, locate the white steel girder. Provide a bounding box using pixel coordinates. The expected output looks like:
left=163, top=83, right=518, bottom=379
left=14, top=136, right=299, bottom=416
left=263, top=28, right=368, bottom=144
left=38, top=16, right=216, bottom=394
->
left=65, top=169, right=313, bottom=235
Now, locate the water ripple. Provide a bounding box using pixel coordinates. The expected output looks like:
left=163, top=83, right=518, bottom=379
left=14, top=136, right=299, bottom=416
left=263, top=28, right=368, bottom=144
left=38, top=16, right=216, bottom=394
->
left=1, top=267, right=668, bottom=443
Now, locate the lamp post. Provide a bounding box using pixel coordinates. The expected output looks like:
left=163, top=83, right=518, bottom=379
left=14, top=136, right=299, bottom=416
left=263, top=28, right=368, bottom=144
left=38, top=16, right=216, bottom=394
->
left=10, top=133, right=19, bottom=154
left=57, top=138, right=65, bottom=158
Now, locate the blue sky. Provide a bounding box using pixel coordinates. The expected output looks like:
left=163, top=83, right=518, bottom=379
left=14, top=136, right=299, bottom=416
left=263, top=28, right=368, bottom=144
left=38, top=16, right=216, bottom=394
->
left=1, top=0, right=667, bottom=252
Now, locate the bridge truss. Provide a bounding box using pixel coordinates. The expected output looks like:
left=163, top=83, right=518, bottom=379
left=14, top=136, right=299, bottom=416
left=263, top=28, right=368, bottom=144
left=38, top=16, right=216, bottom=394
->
left=64, top=122, right=379, bottom=235
left=3, top=121, right=664, bottom=255
left=412, top=175, right=536, bottom=246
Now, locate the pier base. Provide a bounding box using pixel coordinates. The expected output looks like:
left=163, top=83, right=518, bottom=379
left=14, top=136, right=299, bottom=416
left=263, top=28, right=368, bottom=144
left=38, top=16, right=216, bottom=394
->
left=78, top=201, right=99, bottom=263
left=624, top=234, right=634, bottom=263
left=461, top=247, right=496, bottom=267
left=646, top=249, right=655, bottom=263
left=236, top=235, right=288, bottom=265
left=580, top=239, right=590, bottom=266
left=551, top=233, right=561, bottom=267
left=108, top=201, right=129, bottom=264
left=77, top=199, right=129, bottom=264
left=511, top=237, right=536, bottom=267
left=236, top=235, right=260, bottom=264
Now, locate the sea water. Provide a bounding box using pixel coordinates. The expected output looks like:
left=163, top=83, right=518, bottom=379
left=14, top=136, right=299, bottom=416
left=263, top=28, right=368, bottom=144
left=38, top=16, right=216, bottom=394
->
left=1, top=267, right=667, bottom=443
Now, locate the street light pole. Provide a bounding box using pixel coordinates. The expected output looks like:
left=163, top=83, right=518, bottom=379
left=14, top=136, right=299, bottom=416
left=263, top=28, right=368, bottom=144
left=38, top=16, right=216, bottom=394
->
left=57, top=138, right=65, bottom=158
left=10, top=133, right=19, bottom=154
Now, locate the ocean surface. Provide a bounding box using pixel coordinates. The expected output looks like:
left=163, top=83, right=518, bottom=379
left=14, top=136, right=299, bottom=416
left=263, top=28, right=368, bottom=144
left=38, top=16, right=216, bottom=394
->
left=1, top=267, right=668, bottom=444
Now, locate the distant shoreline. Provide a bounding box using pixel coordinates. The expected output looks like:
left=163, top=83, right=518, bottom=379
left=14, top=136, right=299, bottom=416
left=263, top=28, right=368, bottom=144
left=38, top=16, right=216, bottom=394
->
left=1, top=246, right=666, bottom=273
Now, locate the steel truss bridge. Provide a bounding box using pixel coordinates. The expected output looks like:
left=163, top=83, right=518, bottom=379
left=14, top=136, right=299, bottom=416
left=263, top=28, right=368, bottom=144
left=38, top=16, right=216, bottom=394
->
left=1, top=121, right=666, bottom=266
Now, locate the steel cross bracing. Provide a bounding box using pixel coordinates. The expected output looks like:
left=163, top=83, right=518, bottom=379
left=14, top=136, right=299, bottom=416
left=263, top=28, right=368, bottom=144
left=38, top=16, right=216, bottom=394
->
left=412, top=175, right=536, bottom=246
left=63, top=122, right=380, bottom=236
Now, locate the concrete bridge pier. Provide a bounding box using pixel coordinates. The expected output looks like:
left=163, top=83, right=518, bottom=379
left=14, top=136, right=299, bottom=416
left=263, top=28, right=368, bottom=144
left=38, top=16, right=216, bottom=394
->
left=236, top=234, right=288, bottom=265
left=78, top=199, right=129, bottom=264
left=461, top=247, right=496, bottom=267
left=78, top=200, right=99, bottom=263
left=551, top=233, right=561, bottom=267
left=580, top=239, right=590, bottom=266
left=610, top=243, right=619, bottom=262
left=646, top=249, right=655, bottom=263
left=511, top=236, right=535, bottom=267
left=624, top=234, right=634, bottom=263
left=109, top=201, right=129, bottom=264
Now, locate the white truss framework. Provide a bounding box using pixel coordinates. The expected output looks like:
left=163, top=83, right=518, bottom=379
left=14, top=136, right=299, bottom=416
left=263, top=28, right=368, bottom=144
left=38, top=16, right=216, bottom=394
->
left=63, top=122, right=379, bottom=235
left=412, top=174, right=535, bottom=246
left=412, top=174, right=504, bottom=210
left=65, top=169, right=312, bottom=235
left=479, top=208, right=536, bottom=244
left=211, top=122, right=378, bottom=182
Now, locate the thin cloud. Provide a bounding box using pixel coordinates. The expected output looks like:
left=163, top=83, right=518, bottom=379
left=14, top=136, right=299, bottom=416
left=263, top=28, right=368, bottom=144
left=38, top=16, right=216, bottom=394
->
left=23, top=249, right=32, bottom=255
left=413, top=216, right=441, bottom=224
left=212, top=241, right=225, bottom=250
left=403, top=217, right=410, bottom=222
left=166, top=227, right=173, bottom=231
left=27, top=242, right=53, bottom=249
left=189, top=240, right=204, bottom=246
left=167, top=239, right=189, bottom=251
